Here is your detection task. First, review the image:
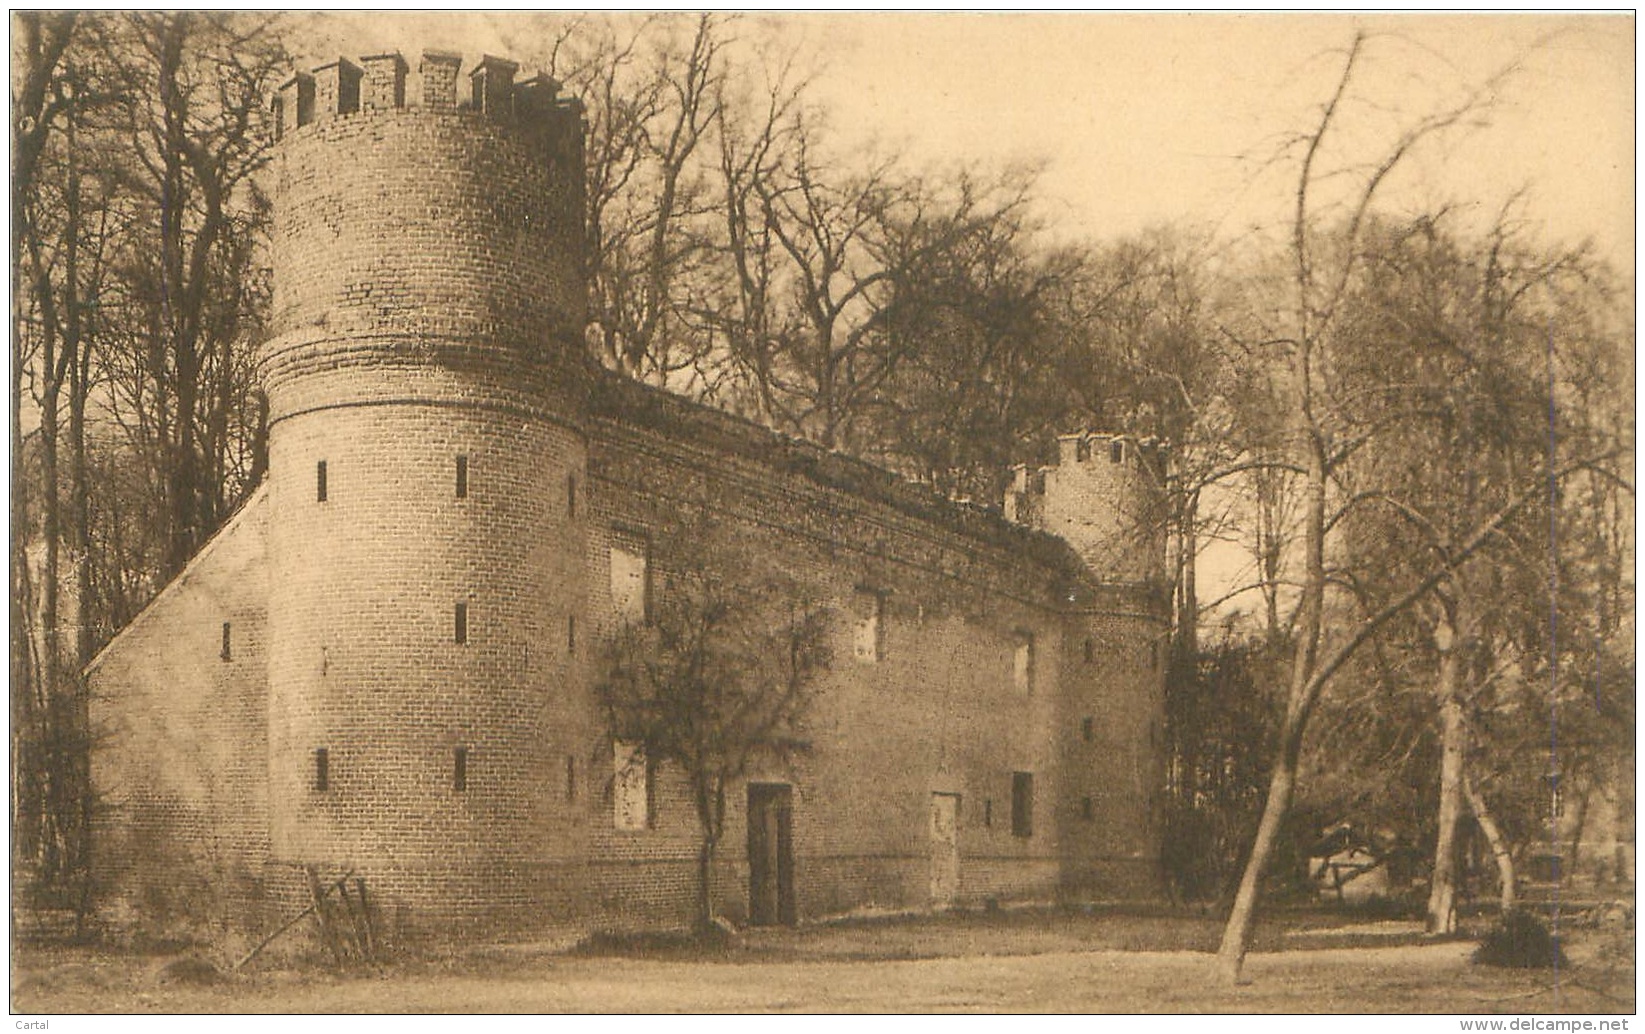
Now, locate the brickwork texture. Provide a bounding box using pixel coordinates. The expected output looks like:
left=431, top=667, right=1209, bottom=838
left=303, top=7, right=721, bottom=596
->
left=87, top=50, right=1168, bottom=947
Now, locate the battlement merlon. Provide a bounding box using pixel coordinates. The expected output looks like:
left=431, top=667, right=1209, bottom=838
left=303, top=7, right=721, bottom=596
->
left=1008, top=433, right=1168, bottom=494
left=273, top=50, right=585, bottom=148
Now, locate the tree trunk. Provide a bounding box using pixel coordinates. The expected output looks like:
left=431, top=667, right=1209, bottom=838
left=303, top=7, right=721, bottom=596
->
left=38, top=380, right=62, bottom=739
left=1215, top=728, right=1300, bottom=984
left=1216, top=412, right=1328, bottom=985
left=1464, top=771, right=1515, bottom=913
left=693, top=777, right=726, bottom=933
left=696, top=832, right=718, bottom=932
left=1426, top=612, right=1465, bottom=935
left=70, top=374, right=92, bottom=666
left=1565, top=789, right=1591, bottom=880
left=1173, top=487, right=1199, bottom=661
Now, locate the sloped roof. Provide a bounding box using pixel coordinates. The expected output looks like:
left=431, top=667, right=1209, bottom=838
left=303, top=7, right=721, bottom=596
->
left=588, top=368, right=1089, bottom=579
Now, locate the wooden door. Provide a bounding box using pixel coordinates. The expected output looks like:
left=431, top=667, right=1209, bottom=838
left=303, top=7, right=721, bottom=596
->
left=748, top=783, right=795, bottom=926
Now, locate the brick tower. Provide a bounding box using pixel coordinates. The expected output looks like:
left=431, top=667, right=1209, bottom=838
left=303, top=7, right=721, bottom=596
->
left=258, top=52, right=590, bottom=933
left=1007, top=434, right=1169, bottom=898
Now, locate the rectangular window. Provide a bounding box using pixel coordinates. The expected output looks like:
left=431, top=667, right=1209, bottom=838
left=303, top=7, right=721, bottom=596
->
left=453, top=747, right=468, bottom=791
left=1082, top=716, right=1094, bottom=742
left=454, top=602, right=468, bottom=644
left=1013, top=633, right=1034, bottom=695
left=1082, top=796, right=1094, bottom=821
left=613, top=740, right=652, bottom=831
left=316, top=460, right=328, bottom=502
left=314, top=748, right=330, bottom=792
left=853, top=589, right=885, bottom=663
left=1084, top=637, right=1094, bottom=664
left=455, top=455, right=468, bottom=498
left=1109, top=439, right=1124, bottom=464
left=983, top=799, right=993, bottom=828
left=221, top=621, right=232, bottom=662
left=610, top=533, right=650, bottom=624
left=1011, top=771, right=1034, bottom=838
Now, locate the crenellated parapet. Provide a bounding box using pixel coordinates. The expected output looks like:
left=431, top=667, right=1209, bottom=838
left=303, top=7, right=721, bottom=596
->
left=274, top=50, right=584, bottom=154
left=1006, top=432, right=1167, bottom=588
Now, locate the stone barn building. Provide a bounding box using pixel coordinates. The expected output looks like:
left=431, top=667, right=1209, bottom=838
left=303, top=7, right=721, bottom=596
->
left=86, top=51, right=1169, bottom=946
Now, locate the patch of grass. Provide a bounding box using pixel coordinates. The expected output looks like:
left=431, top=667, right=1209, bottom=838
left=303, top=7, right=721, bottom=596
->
left=1339, top=894, right=1422, bottom=921
left=570, top=924, right=741, bottom=961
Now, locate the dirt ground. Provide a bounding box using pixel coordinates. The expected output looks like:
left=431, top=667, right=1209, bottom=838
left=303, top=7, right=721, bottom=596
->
left=11, top=906, right=1636, bottom=1014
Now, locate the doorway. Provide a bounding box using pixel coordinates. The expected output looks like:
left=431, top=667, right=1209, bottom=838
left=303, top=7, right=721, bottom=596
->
left=747, top=783, right=795, bottom=925
left=930, top=792, right=961, bottom=909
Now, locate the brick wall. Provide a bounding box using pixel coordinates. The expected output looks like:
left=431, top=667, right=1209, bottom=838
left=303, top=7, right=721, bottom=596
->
left=1055, top=600, right=1167, bottom=900
left=262, top=393, right=590, bottom=932
left=579, top=406, right=1167, bottom=924
left=87, top=490, right=272, bottom=948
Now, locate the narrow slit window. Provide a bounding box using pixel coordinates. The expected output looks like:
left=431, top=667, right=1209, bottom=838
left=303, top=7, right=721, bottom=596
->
left=565, top=754, right=576, bottom=801
left=983, top=799, right=993, bottom=828
left=567, top=614, right=576, bottom=654
left=567, top=472, right=577, bottom=519
left=1082, top=716, right=1094, bottom=742
left=316, top=460, right=328, bottom=502
left=221, top=621, right=232, bottom=662
left=1082, top=796, right=1094, bottom=821
left=455, top=455, right=468, bottom=498
left=1076, top=437, right=1090, bottom=462
left=1084, top=637, right=1094, bottom=664
left=453, top=747, right=468, bottom=791
left=1150, top=641, right=1161, bottom=671
left=1109, top=439, right=1124, bottom=464
left=1011, top=771, right=1034, bottom=838
left=454, top=602, right=468, bottom=645
left=313, top=748, right=329, bottom=792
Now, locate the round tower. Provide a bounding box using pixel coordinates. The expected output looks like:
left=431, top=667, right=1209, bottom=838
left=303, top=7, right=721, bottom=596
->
left=1006, top=433, right=1169, bottom=900
left=259, top=51, right=591, bottom=935
left=1006, top=433, right=1167, bottom=587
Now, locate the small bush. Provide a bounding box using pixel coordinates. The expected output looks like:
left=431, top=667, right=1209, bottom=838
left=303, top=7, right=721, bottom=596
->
left=152, top=955, right=225, bottom=986
left=1473, top=910, right=1568, bottom=969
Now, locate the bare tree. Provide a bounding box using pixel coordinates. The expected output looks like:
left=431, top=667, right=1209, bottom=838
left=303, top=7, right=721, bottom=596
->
left=10, top=13, right=282, bottom=915
left=595, top=515, right=831, bottom=932
left=101, top=12, right=283, bottom=579
left=10, top=9, right=79, bottom=900
left=1208, top=32, right=1612, bottom=982
left=757, top=148, right=1039, bottom=453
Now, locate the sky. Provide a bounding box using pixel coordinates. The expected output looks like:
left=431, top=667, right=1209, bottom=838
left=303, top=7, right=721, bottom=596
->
left=810, top=14, right=1634, bottom=264
left=305, top=12, right=1635, bottom=273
